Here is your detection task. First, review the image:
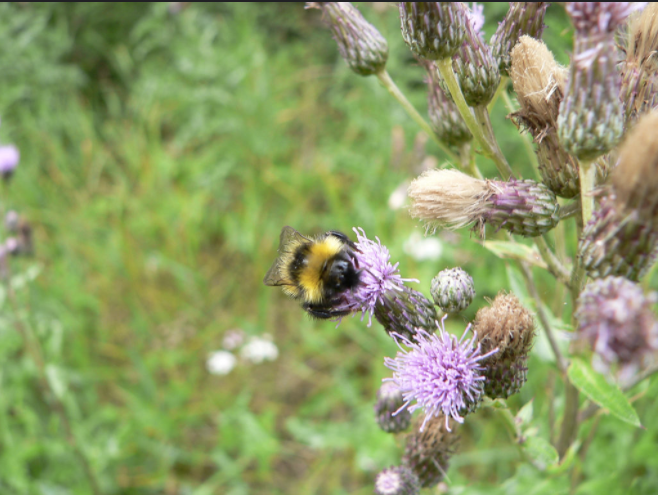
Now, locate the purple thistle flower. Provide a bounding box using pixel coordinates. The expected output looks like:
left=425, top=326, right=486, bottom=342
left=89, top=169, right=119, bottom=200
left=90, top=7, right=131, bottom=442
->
left=0, top=145, right=19, bottom=178
left=336, top=227, right=417, bottom=325
left=384, top=315, right=498, bottom=432
left=468, top=2, right=485, bottom=35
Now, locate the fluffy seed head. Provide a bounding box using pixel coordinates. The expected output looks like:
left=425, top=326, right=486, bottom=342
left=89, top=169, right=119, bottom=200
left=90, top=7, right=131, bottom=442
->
left=402, top=415, right=459, bottom=488
left=576, top=277, right=658, bottom=378
left=374, top=466, right=420, bottom=495
left=430, top=267, right=475, bottom=314
left=375, top=381, right=413, bottom=433
left=384, top=316, right=497, bottom=432
left=308, top=2, right=388, bottom=76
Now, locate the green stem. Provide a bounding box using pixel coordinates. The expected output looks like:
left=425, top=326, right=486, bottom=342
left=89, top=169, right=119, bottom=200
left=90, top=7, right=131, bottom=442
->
left=487, top=76, right=508, bottom=113
left=501, top=89, right=540, bottom=173
left=579, top=159, right=596, bottom=226
left=557, top=379, right=580, bottom=459
left=376, top=70, right=460, bottom=165
left=535, top=235, right=571, bottom=288
left=473, top=105, right=514, bottom=180
left=459, top=142, right=483, bottom=179
left=435, top=58, right=514, bottom=179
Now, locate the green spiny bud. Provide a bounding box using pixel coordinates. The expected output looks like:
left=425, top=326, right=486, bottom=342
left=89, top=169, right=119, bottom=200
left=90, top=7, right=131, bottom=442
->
left=451, top=11, right=501, bottom=107
left=473, top=292, right=535, bottom=399
left=580, top=111, right=658, bottom=280
left=375, top=466, right=420, bottom=495
left=375, top=381, right=412, bottom=433
left=402, top=415, right=459, bottom=488
left=308, top=2, right=388, bottom=76
left=399, top=2, right=467, bottom=61
left=431, top=267, right=475, bottom=314
left=408, top=169, right=560, bottom=238
left=423, top=60, right=472, bottom=146
left=374, top=285, right=440, bottom=341
left=491, top=2, right=548, bottom=77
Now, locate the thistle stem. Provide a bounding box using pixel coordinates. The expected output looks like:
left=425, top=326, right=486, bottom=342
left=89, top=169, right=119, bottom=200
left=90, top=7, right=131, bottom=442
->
left=435, top=58, right=514, bottom=179
left=487, top=76, right=508, bottom=113
left=459, top=142, right=483, bottom=179
left=376, top=70, right=460, bottom=165
left=535, top=235, right=572, bottom=288
left=557, top=378, right=580, bottom=459
left=579, top=159, right=596, bottom=225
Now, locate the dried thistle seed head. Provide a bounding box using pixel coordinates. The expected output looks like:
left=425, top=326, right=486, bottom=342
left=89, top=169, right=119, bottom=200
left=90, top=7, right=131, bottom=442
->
left=473, top=292, right=535, bottom=399
left=430, top=267, right=475, bottom=314
left=576, top=277, right=658, bottom=376
left=611, top=111, right=658, bottom=217
left=408, top=169, right=560, bottom=238
left=451, top=4, right=501, bottom=106
left=402, top=415, right=459, bottom=488
left=399, top=2, right=468, bottom=61
left=375, top=381, right=412, bottom=433
left=509, top=36, right=584, bottom=198
left=423, top=60, right=472, bottom=146
left=491, top=2, right=548, bottom=77
left=374, top=466, right=420, bottom=495
left=620, top=4, right=658, bottom=122
left=308, top=2, right=388, bottom=76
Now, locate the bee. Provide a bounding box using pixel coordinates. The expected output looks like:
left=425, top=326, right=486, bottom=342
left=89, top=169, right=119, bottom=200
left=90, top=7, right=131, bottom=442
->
left=263, top=226, right=361, bottom=319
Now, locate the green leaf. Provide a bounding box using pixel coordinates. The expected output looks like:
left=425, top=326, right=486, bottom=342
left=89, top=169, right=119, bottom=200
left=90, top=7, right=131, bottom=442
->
left=522, top=436, right=558, bottom=470
left=483, top=240, right=547, bottom=270
left=567, top=358, right=642, bottom=428
left=516, top=399, right=534, bottom=427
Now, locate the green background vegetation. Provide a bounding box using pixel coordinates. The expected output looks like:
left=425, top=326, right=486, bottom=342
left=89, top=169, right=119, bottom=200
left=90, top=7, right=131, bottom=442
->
left=0, top=3, right=657, bottom=494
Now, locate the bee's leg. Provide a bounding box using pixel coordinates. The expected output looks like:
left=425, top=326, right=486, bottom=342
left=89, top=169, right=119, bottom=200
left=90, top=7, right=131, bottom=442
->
left=303, top=302, right=351, bottom=320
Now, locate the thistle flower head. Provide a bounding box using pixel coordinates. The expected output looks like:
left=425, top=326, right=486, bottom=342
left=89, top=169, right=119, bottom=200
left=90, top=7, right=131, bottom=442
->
left=399, top=2, right=468, bottom=61
left=576, top=277, right=658, bottom=377
left=408, top=169, right=560, bottom=238
left=385, top=315, right=497, bottom=432
left=402, top=415, right=459, bottom=488
left=491, top=2, right=548, bottom=77
left=473, top=292, right=535, bottom=399
left=374, top=466, right=420, bottom=495
left=566, top=2, right=638, bottom=38
left=430, top=267, right=475, bottom=314
left=308, top=2, right=388, bottom=76
left=375, top=381, right=412, bottom=433
left=0, top=145, right=19, bottom=179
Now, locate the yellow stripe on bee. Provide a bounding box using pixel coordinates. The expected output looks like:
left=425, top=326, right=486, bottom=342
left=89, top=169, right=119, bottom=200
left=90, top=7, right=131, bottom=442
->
left=298, top=236, right=344, bottom=304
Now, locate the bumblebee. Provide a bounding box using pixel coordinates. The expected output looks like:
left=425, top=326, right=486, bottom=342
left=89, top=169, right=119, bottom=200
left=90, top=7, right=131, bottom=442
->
left=263, top=226, right=361, bottom=319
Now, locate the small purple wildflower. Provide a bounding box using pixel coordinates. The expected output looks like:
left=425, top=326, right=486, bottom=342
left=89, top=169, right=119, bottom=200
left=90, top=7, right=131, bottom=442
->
left=336, top=227, right=417, bottom=325
left=0, top=145, right=19, bottom=177
left=385, top=315, right=498, bottom=432
left=468, top=2, right=485, bottom=35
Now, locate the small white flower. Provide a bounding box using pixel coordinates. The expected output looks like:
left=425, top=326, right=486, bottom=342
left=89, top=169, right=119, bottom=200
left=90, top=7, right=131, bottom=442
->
left=403, top=231, right=443, bottom=261
left=388, top=181, right=409, bottom=210
left=240, top=336, right=279, bottom=364
left=206, top=350, right=237, bottom=375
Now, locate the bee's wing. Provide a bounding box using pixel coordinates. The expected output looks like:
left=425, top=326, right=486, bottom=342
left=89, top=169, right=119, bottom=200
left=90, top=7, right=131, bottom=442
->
left=263, top=226, right=309, bottom=286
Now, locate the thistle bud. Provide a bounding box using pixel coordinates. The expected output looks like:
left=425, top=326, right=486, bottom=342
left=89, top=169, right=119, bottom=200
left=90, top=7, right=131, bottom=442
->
left=375, top=381, right=412, bottom=433
left=576, top=277, right=658, bottom=378
left=308, top=2, right=388, bottom=76
left=423, top=60, right=472, bottom=146
left=473, top=292, right=535, bottom=399
left=408, top=169, right=560, bottom=238
left=402, top=415, right=459, bottom=488
left=431, top=267, right=475, bottom=314
left=510, top=36, right=587, bottom=198
left=450, top=5, right=501, bottom=106
left=491, top=2, right=548, bottom=77
left=620, top=4, right=658, bottom=124
left=374, top=466, right=420, bottom=495
left=579, top=112, right=658, bottom=280
left=374, top=285, right=440, bottom=341
left=557, top=3, right=630, bottom=160
left=399, top=2, right=468, bottom=61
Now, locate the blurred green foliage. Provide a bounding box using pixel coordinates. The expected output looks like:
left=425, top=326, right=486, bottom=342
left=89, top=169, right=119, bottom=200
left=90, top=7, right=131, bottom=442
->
left=0, top=2, right=657, bottom=494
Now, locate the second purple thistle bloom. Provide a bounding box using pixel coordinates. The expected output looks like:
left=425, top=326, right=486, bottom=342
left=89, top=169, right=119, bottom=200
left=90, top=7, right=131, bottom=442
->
left=385, top=316, right=497, bottom=431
